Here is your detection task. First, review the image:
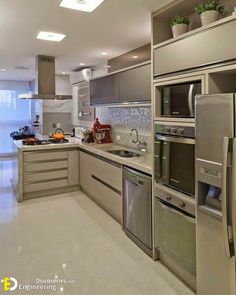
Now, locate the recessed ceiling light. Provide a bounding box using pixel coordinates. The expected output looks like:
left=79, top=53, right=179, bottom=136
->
left=59, top=0, right=104, bottom=13
left=132, top=55, right=138, bottom=59
left=37, top=31, right=66, bottom=42
left=62, top=71, right=67, bottom=75
left=102, top=52, right=108, bottom=56
left=0, top=68, right=6, bottom=72
left=104, top=65, right=111, bottom=68
left=80, top=63, right=86, bottom=66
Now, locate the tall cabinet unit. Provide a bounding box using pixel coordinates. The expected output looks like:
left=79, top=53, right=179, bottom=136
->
left=151, top=0, right=236, bottom=293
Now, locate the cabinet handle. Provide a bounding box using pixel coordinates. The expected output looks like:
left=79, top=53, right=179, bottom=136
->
left=91, top=174, right=121, bottom=195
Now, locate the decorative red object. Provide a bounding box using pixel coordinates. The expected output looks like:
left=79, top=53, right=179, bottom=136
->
left=94, top=124, right=112, bottom=144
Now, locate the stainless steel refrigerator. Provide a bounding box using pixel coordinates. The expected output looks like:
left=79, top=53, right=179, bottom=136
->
left=196, top=93, right=236, bottom=295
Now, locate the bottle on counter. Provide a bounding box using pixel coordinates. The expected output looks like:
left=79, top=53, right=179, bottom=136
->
left=93, top=118, right=101, bottom=138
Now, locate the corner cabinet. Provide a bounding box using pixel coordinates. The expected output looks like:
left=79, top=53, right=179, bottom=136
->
left=90, top=63, right=151, bottom=106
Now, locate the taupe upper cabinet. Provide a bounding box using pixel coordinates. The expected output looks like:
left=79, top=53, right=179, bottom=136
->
left=90, top=63, right=151, bottom=106
left=119, top=64, right=151, bottom=102
left=90, top=73, right=119, bottom=105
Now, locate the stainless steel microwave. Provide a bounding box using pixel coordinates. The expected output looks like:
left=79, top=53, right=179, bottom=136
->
left=161, top=81, right=201, bottom=118
left=154, top=123, right=195, bottom=196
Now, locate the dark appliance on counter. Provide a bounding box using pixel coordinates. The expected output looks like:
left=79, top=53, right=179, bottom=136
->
left=123, top=167, right=152, bottom=257
left=160, top=81, right=201, bottom=118
left=94, top=125, right=112, bottom=144
left=10, top=126, right=35, bottom=140
left=154, top=123, right=195, bottom=197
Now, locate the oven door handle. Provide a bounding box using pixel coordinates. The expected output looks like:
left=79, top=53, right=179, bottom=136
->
left=158, top=200, right=195, bottom=224
left=155, top=134, right=195, bottom=145
left=188, top=84, right=194, bottom=117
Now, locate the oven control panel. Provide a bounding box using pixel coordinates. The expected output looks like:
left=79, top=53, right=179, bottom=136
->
left=155, top=182, right=195, bottom=216
left=156, top=124, right=195, bottom=138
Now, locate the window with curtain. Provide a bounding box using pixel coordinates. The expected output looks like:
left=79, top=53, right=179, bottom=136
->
left=0, top=81, right=31, bottom=157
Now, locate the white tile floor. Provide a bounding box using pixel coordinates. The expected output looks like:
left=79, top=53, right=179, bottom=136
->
left=0, top=159, right=194, bottom=295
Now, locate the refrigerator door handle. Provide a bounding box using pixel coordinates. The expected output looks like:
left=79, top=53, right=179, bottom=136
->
left=232, top=139, right=236, bottom=256
left=222, top=136, right=233, bottom=258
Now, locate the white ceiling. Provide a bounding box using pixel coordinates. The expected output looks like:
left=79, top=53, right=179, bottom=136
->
left=0, top=0, right=171, bottom=81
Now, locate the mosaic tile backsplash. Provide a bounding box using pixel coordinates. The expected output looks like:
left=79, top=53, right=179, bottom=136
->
left=95, top=106, right=152, bottom=152
left=96, top=106, right=152, bottom=134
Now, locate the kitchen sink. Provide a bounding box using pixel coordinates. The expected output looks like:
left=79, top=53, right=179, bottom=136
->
left=108, top=149, right=140, bottom=158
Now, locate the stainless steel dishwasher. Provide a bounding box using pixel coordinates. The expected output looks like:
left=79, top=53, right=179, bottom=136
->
left=123, top=166, right=152, bottom=257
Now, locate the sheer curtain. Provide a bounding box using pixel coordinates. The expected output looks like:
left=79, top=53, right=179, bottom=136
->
left=0, top=81, right=31, bottom=157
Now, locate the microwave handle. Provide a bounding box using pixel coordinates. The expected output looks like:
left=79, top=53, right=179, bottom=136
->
left=188, top=84, right=194, bottom=117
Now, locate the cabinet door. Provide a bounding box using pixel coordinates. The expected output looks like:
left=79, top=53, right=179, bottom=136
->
left=68, top=150, right=79, bottom=186
left=90, top=73, right=119, bottom=105
left=119, top=64, right=151, bottom=102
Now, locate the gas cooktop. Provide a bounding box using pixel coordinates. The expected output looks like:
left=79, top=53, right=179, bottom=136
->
left=22, top=138, right=69, bottom=145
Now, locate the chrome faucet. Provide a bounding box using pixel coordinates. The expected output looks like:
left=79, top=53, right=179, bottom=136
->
left=130, top=128, right=147, bottom=152
left=130, top=128, right=139, bottom=144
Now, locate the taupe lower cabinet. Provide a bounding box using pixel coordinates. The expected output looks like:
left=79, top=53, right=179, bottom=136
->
left=79, top=151, right=122, bottom=222
left=21, top=149, right=79, bottom=199
left=90, top=63, right=151, bottom=105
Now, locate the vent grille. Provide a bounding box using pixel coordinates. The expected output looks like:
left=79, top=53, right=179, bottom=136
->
left=38, top=56, right=55, bottom=64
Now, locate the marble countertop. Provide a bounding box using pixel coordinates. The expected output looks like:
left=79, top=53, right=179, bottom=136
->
left=13, top=137, right=152, bottom=175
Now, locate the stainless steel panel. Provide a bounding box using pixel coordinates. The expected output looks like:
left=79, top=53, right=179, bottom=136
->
left=196, top=94, right=234, bottom=164
left=155, top=198, right=196, bottom=287
left=123, top=167, right=152, bottom=249
left=154, top=18, right=236, bottom=76
left=197, top=209, right=234, bottom=295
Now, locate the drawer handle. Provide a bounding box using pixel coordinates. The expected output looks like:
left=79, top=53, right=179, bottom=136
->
left=91, top=174, right=121, bottom=195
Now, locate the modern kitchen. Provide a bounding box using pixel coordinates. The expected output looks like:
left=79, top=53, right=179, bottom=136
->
left=1, top=0, right=236, bottom=294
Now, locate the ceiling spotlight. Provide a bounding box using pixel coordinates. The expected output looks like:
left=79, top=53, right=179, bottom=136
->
left=37, top=31, right=66, bottom=42
left=80, top=63, right=86, bottom=66
left=62, top=71, right=67, bottom=75
left=0, top=68, right=6, bottom=72
left=132, top=55, right=138, bottom=59
left=59, top=0, right=104, bottom=13
left=102, top=52, right=108, bottom=56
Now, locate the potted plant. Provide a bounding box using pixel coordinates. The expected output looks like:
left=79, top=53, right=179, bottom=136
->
left=195, top=1, right=224, bottom=26
left=171, top=15, right=190, bottom=38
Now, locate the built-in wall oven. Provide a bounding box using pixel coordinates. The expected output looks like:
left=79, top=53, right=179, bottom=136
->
left=154, top=122, right=195, bottom=197
left=154, top=122, right=196, bottom=290
left=160, top=81, right=201, bottom=118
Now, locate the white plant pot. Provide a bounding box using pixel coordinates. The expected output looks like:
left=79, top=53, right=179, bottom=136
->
left=172, top=24, right=189, bottom=38
left=200, top=10, right=220, bottom=26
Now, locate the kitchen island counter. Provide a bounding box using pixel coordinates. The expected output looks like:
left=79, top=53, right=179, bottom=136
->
left=14, top=137, right=152, bottom=175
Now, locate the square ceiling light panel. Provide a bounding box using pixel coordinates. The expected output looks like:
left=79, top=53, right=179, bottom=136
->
left=37, top=31, right=66, bottom=42
left=59, top=0, right=104, bottom=12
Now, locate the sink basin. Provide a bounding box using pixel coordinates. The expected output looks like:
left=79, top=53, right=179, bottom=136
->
left=108, top=149, right=140, bottom=158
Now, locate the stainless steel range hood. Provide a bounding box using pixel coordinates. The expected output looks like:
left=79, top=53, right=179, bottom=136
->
left=19, top=55, right=72, bottom=100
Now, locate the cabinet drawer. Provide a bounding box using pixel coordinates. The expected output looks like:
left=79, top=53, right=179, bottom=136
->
left=24, top=169, right=68, bottom=183
left=80, top=152, right=121, bottom=191
left=89, top=175, right=122, bottom=222
left=24, top=151, right=68, bottom=162
left=24, top=179, right=68, bottom=193
left=24, top=160, right=68, bottom=172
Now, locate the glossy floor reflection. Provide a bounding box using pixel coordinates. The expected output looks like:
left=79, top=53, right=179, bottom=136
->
left=0, top=159, right=194, bottom=295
